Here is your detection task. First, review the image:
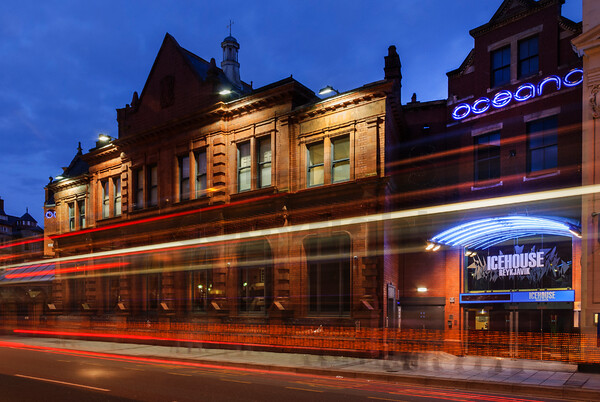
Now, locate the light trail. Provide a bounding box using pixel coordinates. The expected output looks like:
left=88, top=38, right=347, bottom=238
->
left=2, top=184, right=598, bottom=272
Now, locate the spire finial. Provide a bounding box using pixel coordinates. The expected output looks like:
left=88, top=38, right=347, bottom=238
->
left=227, top=19, right=234, bottom=36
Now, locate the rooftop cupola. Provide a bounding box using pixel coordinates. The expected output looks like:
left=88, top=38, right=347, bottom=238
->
left=221, top=26, right=241, bottom=88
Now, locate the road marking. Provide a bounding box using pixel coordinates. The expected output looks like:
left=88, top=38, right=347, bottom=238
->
left=285, top=387, right=324, bottom=393
left=15, top=374, right=110, bottom=392
left=368, top=397, right=407, bottom=402
left=169, top=372, right=192, bottom=377
left=125, top=367, right=145, bottom=371
left=56, top=359, right=71, bottom=363
left=221, top=378, right=251, bottom=384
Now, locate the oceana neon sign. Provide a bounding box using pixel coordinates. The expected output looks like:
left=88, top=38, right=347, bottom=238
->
left=452, top=68, right=583, bottom=120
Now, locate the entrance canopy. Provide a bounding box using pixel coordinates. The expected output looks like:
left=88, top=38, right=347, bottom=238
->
left=428, top=216, right=579, bottom=250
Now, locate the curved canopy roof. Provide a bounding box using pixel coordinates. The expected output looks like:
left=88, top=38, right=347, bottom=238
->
left=429, top=216, right=578, bottom=250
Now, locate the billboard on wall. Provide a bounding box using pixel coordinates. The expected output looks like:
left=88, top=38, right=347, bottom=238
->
left=466, top=238, right=572, bottom=292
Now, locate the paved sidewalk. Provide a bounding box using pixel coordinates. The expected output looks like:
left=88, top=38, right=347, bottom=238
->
left=3, top=335, right=600, bottom=401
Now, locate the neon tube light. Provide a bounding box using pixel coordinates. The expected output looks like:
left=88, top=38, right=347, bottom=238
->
left=452, top=68, right=583, bottom=120
left=429, top=216, right=577, bottom=249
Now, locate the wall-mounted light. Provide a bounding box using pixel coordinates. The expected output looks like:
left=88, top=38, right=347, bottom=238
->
left=425, top=242, right=441, bottom=251
left=568, top=224, right=582, bottom=239
left=219, top=89, right=233, bottom=95
left=417, top=287, right=428, bottom=293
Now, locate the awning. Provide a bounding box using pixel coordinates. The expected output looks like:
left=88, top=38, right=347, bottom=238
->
left=0, top=263, right=55, bottom=284
left=428, top=216, right=579, bottom=250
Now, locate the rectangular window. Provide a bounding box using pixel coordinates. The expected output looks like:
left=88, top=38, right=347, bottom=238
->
left=238, top=141, right=251, bottom=192
left=307, top=141, right=324, bottom=186
left=148, top=164, right=158, bottom=207
left=518, top=36, right=538, bottom=79
left=178, top=155, right=190, bottom=201
left=78, top=200, right=85, bottom=228
left=134, top=168, right=144, bottom=210
left=258, top=137, right=271, bottom=188
left=68, top=202, right=75, bottom=231
left=474, top=132, right=501, bottom=182
left=527, top=116, right=558, bottom=173
left=101, top=180, right=109, bottom=218
left=195, top=150, right=207, bottom=198
left=491, top=45, right=511, bottom=87
left=113, top=178, right=121, bottom=216
left=331, top=136, right=350, bottom=183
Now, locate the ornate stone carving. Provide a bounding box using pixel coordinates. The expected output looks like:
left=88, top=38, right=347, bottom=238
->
left=591, top=84, right=600, bottom=119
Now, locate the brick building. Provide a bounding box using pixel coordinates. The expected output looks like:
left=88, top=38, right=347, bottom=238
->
left=0, top=198, right=45, bottom=323
left=396, top=0, right=583, bottom=336
left=42, top=33, right=403, bottom=328
left=573, top=0, right=600, bottom=337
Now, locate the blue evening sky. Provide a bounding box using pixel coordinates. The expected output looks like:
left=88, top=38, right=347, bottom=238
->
left=0, top=0, right=582, bottom=225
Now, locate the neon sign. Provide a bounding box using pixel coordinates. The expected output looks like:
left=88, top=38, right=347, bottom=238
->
left=452, top=68, right=583, bottom=120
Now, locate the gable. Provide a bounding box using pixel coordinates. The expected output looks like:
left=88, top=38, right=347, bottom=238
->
left=470, top=0, right=562, bottom=38
left=117, top=34, right=230, bottom=139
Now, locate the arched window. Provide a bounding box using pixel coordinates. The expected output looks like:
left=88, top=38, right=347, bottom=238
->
left=304, top=233, right=351, bottom=315
left=237, top=240, right=272, bottom=313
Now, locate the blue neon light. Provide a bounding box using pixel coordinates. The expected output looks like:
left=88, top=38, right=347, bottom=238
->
left=563, top=69, right=583, bottom=87
left=460, top=290, right=574, bottom=304
left=472, top=98, right=490, bottom=114
left=452, top=103, right=471, bottom=120
left=537, top=75, right=561, bottom=95
left=429, top=216, right=576, bottom=249
left=452, top=68, right=583, bottom=120
left=514, top=83, right=536, bottom=102
left=491, top=90, right=512, bottom=108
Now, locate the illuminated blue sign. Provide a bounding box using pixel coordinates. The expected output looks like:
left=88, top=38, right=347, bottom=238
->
left=459, top=290, right=574, bottom=304
left=451, top=68, right=583, bottom=120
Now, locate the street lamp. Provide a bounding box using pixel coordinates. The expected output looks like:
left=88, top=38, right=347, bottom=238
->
left=318, top=85, right=339, bottom=96
left=98, top=134, right=114, bottom=142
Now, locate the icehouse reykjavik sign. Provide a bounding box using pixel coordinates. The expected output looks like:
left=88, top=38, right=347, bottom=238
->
left=451, top=68, right=583, bottom=121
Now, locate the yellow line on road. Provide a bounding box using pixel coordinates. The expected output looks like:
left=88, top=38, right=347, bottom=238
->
left=220, top=378, right=251, bottom=384
left=169, top=372, right=193, bottom=377
left=368, top=397, right=408, bottom=402
left=285, top=387, right=324, bottom=393
left=15, top=374, right=110, bottom=392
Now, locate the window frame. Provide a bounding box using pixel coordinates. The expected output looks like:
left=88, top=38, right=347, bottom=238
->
left=78, top=199, right=86, bottom=229
left=237, top=141, right=251, bottom=192
left=133, top=168, right=144, bottom=210
left=474, top=131, right=501, bottom=182
left=331, top=135, right=350, bottom=183
left=68, top=202, right=75, bottom=231
left=101, top=180, right=110, bottom=219
left=527, top=116, right=558, bottom=174
left=491, top=45, right=511, bottom=87
left=237, top=240, right=272, bottom=314
left=305, top=233, right=351, bottom=316
left=195, top=149, right=207, bottom=198
left=178, top=155, right=190, bottom=201
left=257, top=136, right=272, bottom=188
left=307, top=141, right=325, bottom=187
left=147, top=164, right=158, bottom=207
left=518, top=36, right=539, bottom=79
left=113, top=177, right=121, bottom=216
